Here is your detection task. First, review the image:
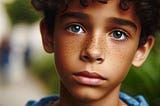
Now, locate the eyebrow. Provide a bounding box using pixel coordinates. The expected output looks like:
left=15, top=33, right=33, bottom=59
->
left=60, top=12, right=137, bottom=30
left=109, top=17, right=137, bottom=31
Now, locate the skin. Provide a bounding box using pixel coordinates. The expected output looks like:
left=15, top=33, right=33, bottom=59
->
left=40, top=0, right=154, bottom=106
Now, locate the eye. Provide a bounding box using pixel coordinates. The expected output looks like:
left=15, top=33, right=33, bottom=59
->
left=66, top=24, right=85, bottom=34
left=111, top=30, right=128, bottom=41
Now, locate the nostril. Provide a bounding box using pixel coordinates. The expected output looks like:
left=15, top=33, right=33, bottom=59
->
left=83, top=55, right=89, bottom=60
left=96, top=58, right=102, bottom=61
left=82, top=56, right=104, bottom=63
left=96, top=58, right=104, bottom=63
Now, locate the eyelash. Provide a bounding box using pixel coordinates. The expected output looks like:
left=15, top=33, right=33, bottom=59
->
left=65, top=23, right=85, bottom=34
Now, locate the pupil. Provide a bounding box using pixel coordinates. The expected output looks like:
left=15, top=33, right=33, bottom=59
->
left=72, top=25, right=80, bottom=32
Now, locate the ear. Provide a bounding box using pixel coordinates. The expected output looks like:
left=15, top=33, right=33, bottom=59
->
left=40, top=19, right=54, bottom=53
left=132, top=35, right=155, bottom=67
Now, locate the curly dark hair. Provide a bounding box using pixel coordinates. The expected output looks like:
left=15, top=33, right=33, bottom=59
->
left=31, top=0, right=160, bottom=46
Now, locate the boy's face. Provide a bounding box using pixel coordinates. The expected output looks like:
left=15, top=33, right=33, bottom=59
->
left=41, top=0, right=154, bottom=103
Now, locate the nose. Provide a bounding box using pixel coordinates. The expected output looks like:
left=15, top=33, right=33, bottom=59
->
left=80, top=36, right=105, bottom=64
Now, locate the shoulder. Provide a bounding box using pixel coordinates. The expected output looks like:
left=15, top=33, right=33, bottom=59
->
left=119, top=92, right=149, bottom=106
left=26, top=96, right=59, bottom=106
left=26, top=93, right=149, bottom=106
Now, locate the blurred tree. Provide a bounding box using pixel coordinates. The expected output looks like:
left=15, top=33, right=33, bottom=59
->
left=5, top=0, right=41, bottom=25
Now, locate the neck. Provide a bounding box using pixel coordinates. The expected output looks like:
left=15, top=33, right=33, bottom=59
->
left=54, top=82, right=126, bottom=106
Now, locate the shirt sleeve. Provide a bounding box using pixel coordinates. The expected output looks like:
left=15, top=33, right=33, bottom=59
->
left=25, top=96, right=59, bottom=106
left=119, top=92, right=149, bottom=106
left=26, top=100, right=37, bottom=106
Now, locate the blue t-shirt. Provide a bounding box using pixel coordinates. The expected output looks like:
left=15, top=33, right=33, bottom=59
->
left=26, top=92, right=149, bottom=106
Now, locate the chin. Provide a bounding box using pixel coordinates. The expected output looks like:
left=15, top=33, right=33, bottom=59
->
left=70, top=86, right=106, bottom=102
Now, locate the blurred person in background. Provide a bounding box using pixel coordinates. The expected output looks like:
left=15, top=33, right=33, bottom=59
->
left=0, top=35, right=11, bottom=84
left=24, top=45, right=32, bottom=69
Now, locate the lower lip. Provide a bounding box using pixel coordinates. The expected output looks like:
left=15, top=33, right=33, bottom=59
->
left=73, top=75, right=106, bottom=86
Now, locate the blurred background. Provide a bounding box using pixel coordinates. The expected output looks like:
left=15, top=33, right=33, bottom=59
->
left=0, top=0, right=159, bottom=106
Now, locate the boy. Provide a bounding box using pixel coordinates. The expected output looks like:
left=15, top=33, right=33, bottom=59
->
left=27, top=0, right=160, bottom=106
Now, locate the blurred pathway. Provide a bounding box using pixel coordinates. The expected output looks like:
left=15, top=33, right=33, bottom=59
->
left=0, top=70, right=48, bottom=106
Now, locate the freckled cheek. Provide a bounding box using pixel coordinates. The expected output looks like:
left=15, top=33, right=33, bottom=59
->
left=103, top=49, right=136, bottom=81
left=54, top=35, right=83, bottom=71
left=56, top=36, right=82, bottom=55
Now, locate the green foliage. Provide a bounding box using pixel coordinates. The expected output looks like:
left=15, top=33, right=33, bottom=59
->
left=5, top=0, right=41, bottom=25
left=30, top=54, right=60, bottom=94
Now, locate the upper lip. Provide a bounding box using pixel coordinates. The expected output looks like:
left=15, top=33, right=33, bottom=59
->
left=73, top=71, right=106, bottom=80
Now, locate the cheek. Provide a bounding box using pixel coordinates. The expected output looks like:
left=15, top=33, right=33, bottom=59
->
left=54, top=34, right=83, bottom=73
left=103, top=46, right=137, bottom=82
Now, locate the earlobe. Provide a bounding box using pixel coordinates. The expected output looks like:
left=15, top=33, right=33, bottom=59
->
left=40, top=19, right=54, bottom=53
left=132, top=35, right=155, bottom=67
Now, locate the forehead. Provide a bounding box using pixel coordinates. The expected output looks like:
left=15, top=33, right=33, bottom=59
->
left=57, top=0, right=137, bottom=19
left=56, top=0, right=140, bottom=28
